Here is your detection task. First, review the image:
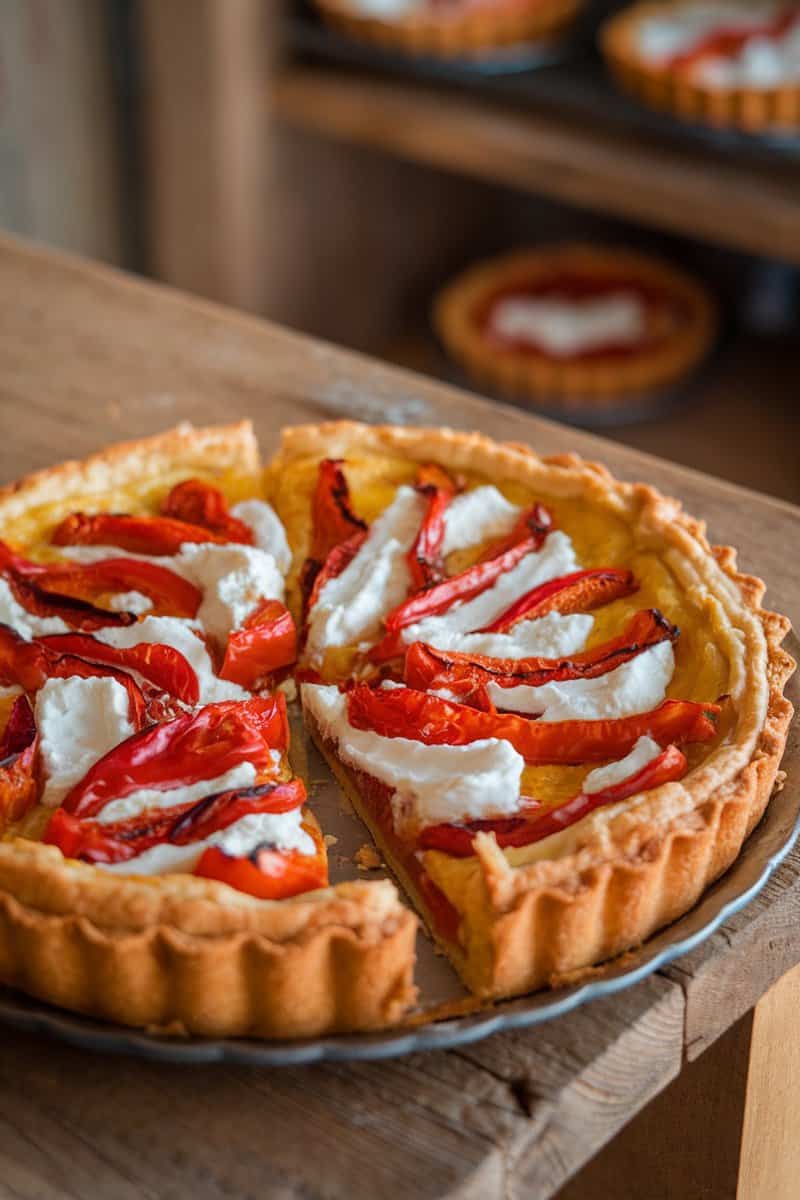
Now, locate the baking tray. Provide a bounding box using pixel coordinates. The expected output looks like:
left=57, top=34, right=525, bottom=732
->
left=288, top=1, right=800, bottom=164
left=0, top=634, right=796, bottom=1065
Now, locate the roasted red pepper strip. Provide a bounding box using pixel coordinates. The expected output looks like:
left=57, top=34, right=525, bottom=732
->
left=0, top=623, right=50, bottom=691
left=404, top=609, right=677, bottom=702
left=161, top=479, right=254, bottom=544
left=51, top=511, right=228, bottom=555
left=418, top=744, right=688, bottom=856
left=220, top=599, right=298, bottom=688
left=63, top=694, right=289, bottom=819
left=309, top=460, right=367, bottom=562
left=7, top=573, right=136, bottom=631
left=483, top=568, right=637, bottom=635
left=369, top=505, right=553, bottom=663
left=301, top=460, right=368, bottom=616
left=44, top=779, right=306, bottom=864
left=40, top=632, right=200, bottom=705
left=0, top=695, right=39, bottom=826
left=195, top=823, right=328, bottom=900
left=36, top=558, right=200, bottom=618
left=407, top=469, right=455, bottom=592
left=347, top=684, right=720, bottom=764
left=0, top=541, right=201, bottom=619
left=46, top=653, right=148, bottom=728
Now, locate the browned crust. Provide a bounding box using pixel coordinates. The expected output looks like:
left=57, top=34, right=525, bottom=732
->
left=0, top=423, right=418, bottom=1037
left=601, top=2, right=800, bottom=132
left=279, top=420, right=794, bottom=999
left=433, top=245, right=717, bottom=408
left=312, top=0, right=583, bottom=57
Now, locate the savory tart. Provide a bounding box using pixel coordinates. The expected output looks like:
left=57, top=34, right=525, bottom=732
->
left=602, top=2, right=800, bottom=132
left=434, top=245, right=716, bottom=412
left=311, top=0, right=583, bottom=58
left=0, top=420, right=792, bottom=1032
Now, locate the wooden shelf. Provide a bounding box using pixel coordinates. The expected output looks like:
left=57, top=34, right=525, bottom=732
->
left=272, top=65, right=800, bottom=266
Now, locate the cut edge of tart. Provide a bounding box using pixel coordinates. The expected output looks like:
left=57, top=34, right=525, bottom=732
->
left=601, top=2, right=800, bottom=133
left=433, top=245, right=717, bottom=409
left=311, top=0, right=583, bottom=58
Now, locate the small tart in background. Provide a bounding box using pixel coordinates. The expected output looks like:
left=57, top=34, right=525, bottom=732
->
left=602, top=2, right=800, bottom=132
left=311, top=0, right=584, bottom=58
left=433, top=244, right=716, bottom=415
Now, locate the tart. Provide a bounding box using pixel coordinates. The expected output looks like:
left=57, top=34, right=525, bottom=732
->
left=311, top=0, right=583, bottom=58
left=0, top=419, right=793, bottom=1032
left=434, top=245, right=716, bottom=412
left=602, top=2, right=800, bottom=132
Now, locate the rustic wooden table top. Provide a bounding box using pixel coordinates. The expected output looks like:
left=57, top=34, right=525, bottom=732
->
left=0, top=233, right=797, bottom=1200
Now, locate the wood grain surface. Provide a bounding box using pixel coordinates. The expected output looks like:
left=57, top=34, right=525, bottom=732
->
left=272, top=66, right=800, bottom=268
left=0, top=233, right=797, bottom=1200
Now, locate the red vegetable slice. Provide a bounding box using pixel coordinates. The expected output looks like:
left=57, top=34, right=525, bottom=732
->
left=7, top=573, right=136, bottom=632
left=418, top=744, right=688, bottom=856
left=44, top=779, right=307, bottom=865
left=161, top=479, right=254, bottom=544
left=45, top=653, right=148, bottom=729
left=0, top=695, right=39, bottom=825
left=51, top=511, right=228, bottom=555
left=482, top=568, right=637, bottom=635
left=220, top=599, right=298, bottom=688
left=63, top=694, right=290, bottom=819
left=404, top=608, right=677, bottom=703
left=0, top=539, right=200, bottom=619
left=0, top=623, right=50, bottom=692
left=346, top=683, right=720, bottom=765
left=407, top=469, right=456, bottom=592
left=369, top=505, right=553, bottom=663
left=195, top=824, right=328, bottom=900
left=301, top=460, right=368, bottom=616
left=40, top=632, right=200, bottom=705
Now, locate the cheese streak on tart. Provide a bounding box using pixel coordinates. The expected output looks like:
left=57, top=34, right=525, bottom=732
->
left=0, top=449, right=326, bottom=903
left=271, top=422, right=792, bottom=999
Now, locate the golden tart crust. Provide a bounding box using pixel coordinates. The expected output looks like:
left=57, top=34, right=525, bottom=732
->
left=0, top=420, right=793, bottom=1030
left=602, top=2, right=800, bottom=132
left=311, top=0, right=583, bottom=58
left=274, top=421, right=793, bottom=999
left=434, top=245, right=716, bottom=411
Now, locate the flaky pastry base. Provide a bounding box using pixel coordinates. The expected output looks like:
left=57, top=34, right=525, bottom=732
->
left=602, top=2, right=800, bottom=132
left=311, top=0, right=582, bottom=57
left=433, top=246, right=716, bottom=410
left=0, top=423, right=417, bottom=1038
left=276, top=421, right=794, bottom=999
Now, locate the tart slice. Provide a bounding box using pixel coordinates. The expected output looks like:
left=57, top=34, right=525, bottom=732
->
left=602, top=2, right=800, bottom=132
left=434, top=245, right=716, bottom=413
left=311, top=0, right=583, bottom=58
left=272, top=420, right=793, bottom=1000
left=0, top=423, right=416, bottom=1038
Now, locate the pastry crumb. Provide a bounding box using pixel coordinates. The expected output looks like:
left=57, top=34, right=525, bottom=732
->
left=277, top=677, right=298, bottom=702
left=355, top=844, right=382, bottom=871
left=323, top=834, right=339, bottom=848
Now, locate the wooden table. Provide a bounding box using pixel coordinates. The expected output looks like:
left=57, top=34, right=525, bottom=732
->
left=0, top=234, right=797, bottom=1200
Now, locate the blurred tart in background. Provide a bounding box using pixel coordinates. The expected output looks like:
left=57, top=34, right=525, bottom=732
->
left=434, top=244, right=716, bottom=415
left=311, top=0, right=583, bottom=57
left=602, top=2, right=800, bottom=131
